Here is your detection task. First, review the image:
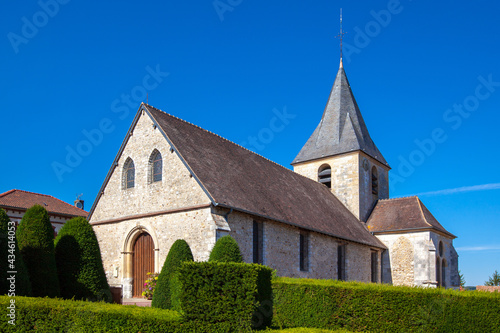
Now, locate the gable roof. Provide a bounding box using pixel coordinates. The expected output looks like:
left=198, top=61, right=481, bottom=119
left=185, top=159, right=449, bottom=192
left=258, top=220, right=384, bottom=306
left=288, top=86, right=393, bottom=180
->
left=292, top=60, right=389, bottom=167
left=366, top=196, right=456, bottom=238
left=142, top=104, right=385, bottom=249
left=0, top=189, right=88, bottom=217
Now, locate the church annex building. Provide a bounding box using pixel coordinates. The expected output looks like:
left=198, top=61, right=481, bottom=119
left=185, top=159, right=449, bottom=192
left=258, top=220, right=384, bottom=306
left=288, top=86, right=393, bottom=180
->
left=88, top=59, right=459, bottom=298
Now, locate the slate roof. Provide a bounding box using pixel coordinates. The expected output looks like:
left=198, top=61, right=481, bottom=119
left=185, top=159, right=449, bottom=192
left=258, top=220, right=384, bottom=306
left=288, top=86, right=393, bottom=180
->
left=366, top=196, right=455, bottom=238
left=142, top=104, right=385, bottom=249
left=292, top=60, right=388, bottom=166
left=0, top=189, right=88, bottom=217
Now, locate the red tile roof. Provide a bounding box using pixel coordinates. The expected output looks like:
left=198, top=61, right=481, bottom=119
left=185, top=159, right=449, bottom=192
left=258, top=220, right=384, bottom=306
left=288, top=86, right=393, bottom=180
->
left=0, top=189, right=88, bottom=217
left=140, top=104, right=385, bottom=248
left=366, top=196, right=455, bottom=238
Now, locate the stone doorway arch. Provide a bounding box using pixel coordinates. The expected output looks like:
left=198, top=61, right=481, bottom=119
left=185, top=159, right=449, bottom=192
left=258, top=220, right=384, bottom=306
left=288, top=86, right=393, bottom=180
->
left=122, top=225, right=159, bottom=298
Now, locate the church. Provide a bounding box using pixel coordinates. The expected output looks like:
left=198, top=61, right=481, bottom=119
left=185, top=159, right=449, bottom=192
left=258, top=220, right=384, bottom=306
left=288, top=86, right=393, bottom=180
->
left=88, top=58, right=459, bottom=299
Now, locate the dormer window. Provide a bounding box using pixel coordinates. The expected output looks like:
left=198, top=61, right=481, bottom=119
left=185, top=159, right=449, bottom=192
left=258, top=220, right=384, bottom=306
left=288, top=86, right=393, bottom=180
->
left=371, top=166, right=378, bottom=196
left=318, top=164, right=332, bottom=189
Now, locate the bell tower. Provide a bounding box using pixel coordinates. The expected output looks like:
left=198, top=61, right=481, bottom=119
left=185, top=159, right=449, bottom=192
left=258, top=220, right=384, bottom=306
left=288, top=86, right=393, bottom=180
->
left=292, top=59, right=390, bottom=221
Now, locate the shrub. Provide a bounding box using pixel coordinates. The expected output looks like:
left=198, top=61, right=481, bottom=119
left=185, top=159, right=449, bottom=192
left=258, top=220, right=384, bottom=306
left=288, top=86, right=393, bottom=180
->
left=0, top=208, right=31, bottom=296
left=208, top=235, right=243, bottom=263
left=55, top=216, right=111, bottom=302
left=16, top=204, right=59, bottom=297
left=152, top=239, right=193, bottom=310
left=178, top=261, right=273, bottom=330
left=272, top=277, right=500, bottom=332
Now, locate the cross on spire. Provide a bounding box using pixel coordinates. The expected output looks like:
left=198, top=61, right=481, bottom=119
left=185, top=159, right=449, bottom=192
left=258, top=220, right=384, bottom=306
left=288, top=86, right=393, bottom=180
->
left=335, top=8, right=346, bottom=61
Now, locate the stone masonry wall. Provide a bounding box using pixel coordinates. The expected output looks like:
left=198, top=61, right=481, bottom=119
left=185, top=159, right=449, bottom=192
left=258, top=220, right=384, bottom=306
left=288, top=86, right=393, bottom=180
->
left=293, top=153, right=360, bottom=219
left=90, top=111, right=211, bottom=222
left=226, top=210, right=378, bottom=282
left=376, top=231, right=458, bottom=288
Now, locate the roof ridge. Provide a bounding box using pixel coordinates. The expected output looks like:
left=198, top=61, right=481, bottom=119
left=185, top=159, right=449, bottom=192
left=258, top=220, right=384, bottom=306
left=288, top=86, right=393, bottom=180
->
left=378, top=195, right=419, bottom=201
left=414, top=196, right=433, bottom=228
left=0, top=189, right=16, bottom=198
left=143, top=103, right=302, bottom=176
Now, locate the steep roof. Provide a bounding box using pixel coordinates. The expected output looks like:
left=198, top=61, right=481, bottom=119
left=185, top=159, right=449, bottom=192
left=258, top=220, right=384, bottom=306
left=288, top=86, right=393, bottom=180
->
left=0, top=189, right=88, bottom=217
left=292, top=60, right=388, bottom=166
left=142, top=104, right=385, bottom=249
left=366, top=196, right=455, bottom=238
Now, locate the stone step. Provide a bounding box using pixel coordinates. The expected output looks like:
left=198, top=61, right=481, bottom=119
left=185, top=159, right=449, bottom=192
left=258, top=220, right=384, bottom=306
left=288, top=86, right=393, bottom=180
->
left=122, top=298, right=152, bottom=307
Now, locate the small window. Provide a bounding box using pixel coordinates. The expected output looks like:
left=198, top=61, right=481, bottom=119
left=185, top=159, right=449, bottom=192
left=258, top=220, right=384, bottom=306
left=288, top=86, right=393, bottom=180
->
left=436, top=257, right=441, bottom=287
left=318, top=164, right=332, bottom=188
left=441, top=259, right=447, bottom=288
left=124, top=158, right=135, bottom=189
left=337, top=244, right=346, bottom=281
left=149, top=150, right=163, bottom=183
left=371, top=166, right=378, bottom=196
left=371, top=251, right=378, bottom=283
left=253, top=221, right=263, bottom=264
left=299, top=231, right=309, bottom=271
left=438, top=241, right=444, bottom=257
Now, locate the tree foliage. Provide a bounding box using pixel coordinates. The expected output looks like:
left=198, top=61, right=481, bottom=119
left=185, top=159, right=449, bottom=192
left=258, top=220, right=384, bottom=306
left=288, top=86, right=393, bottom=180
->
left=55, top=216, right=111, bottom=302
left=485, top=270, right=500, bottom=286
left=0, top=208, right=31, bottom=296
left=152, top=239, right=194, bottom=309
left=16, top=205, right=59, bottom=297
left=208, top=235, right=243, bottom=263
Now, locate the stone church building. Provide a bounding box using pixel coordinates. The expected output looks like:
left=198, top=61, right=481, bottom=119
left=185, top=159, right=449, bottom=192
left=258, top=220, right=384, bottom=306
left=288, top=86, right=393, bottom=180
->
left=88, top=59, right=459, bottom=298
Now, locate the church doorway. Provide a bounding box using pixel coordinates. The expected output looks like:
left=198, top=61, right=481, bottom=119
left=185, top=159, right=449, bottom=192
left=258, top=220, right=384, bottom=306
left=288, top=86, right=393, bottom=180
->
left=132, top=232, right=154, bottom=297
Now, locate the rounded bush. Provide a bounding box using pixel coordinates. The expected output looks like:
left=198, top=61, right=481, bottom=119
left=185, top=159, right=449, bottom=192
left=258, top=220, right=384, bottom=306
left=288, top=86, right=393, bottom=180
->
left=152, top=239, right=194, bottom=309
left=16, top=204, right=59, bottom=297
left=0, top=208, right=31, bottom=296
left=208, top=235, right=243, bottom=263
left=55, top=216, right=111, bottom=302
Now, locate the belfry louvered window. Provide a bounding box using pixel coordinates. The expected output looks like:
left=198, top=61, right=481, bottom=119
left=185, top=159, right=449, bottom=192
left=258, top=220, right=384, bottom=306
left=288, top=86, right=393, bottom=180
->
left=318, top=164, right=332, bottom=189
left=371, top=166, right=378, bottom=196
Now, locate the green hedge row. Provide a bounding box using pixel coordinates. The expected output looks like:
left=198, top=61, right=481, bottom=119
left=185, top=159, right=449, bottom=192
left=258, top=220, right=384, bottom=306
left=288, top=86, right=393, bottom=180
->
left=272, top=278, right=500, bottom=332
left=178, top=261, right=273, bottom=330
left=0, top=296, right=233, bottom=332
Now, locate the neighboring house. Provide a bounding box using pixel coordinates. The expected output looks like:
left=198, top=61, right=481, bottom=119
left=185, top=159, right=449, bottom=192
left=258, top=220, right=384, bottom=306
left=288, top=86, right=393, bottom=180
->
left=0, top=189, right=88, bottom=237
left=89, top=58, right=459, bottom=298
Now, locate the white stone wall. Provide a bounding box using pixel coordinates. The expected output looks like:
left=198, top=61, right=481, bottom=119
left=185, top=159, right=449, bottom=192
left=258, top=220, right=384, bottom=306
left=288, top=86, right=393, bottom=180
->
left=376, top=231, right=459, bottom=288
left=225, top=210, right=379, bottom=282
left=90, top=111, right=211, bottom=223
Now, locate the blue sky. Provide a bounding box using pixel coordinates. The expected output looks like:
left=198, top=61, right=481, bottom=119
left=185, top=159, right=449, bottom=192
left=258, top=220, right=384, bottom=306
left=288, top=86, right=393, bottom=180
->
left=1, top=0, right=498, bottom=286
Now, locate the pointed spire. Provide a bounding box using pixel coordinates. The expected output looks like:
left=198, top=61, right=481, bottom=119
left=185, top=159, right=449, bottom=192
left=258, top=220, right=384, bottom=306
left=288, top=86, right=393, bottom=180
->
left=292, top=62, right=389, bottom=166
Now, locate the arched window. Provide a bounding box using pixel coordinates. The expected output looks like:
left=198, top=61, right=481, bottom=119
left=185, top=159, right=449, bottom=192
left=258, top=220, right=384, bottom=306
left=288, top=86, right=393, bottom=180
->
left=124, top=158, right=135, bottom=189
left=436, top=257, right=441, bottom=287
left=441, top=259, right=447, bottom=288
left=149, top=150, right=162, bottom=183
left=371, top=166, right=378, bottom=197
left=438, top=241, right=444, bottom=257
left=318, top=164, right=332, bottom=188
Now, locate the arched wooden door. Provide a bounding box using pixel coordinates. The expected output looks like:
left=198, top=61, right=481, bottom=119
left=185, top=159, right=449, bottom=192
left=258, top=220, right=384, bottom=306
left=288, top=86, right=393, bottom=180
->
left=132, top=232, right=154, bottom=297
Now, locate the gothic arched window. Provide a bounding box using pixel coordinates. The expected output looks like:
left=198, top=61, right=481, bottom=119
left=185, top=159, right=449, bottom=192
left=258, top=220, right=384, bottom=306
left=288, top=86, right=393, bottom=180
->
left=124, top=158, right=135, bottom=189
left=371, top=166, right=378, bottom=197
left=149, top=150, right=163, bottom=183
left=318, top=164, right=332, bottom=189
left=441, top=258, right=447, bottom=288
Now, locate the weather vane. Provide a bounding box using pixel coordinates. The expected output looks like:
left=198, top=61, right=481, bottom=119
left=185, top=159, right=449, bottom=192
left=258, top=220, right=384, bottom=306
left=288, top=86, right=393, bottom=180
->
left=335, top=8, right=346, bottom=60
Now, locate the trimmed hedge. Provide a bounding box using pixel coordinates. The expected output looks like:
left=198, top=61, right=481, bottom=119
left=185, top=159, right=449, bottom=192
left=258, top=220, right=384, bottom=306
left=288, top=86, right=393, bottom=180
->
left=152, top=239, right=194, bottom=310
left=208, top=235, right=243, bottom=263
left=178, top=261, right=273, bottom=330
left=0, top=208, right=31, bottom=296
left=0, top=296, right=234, bottom=332
left=16, top=205, right=60, bottom=297
left=273, top=277, right=500, bottom=332
left=55, top=217, right=111, bottom=302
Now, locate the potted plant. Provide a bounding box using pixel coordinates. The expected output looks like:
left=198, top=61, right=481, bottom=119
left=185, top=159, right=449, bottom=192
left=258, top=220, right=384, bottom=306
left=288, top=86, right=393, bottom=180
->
left=142, top=272, right=159, bottom=300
